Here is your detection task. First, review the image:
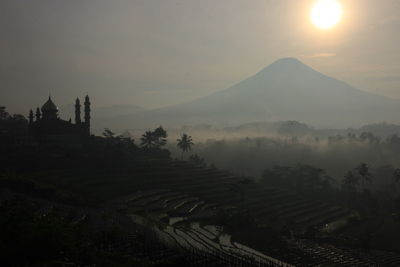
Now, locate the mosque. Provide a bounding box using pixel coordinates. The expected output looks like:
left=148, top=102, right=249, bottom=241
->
left=28, top=95, right=91, bottom=138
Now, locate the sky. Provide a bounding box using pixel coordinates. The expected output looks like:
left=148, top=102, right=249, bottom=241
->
left=1, top=0, right=400, bottom=114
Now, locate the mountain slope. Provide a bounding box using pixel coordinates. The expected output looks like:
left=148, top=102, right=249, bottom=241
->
left=106, top=58, right=400, bottom=129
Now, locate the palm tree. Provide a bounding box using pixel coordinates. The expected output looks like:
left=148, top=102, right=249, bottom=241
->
left=140, top=131, right=157, bottom=149
left=342, top=171, right=359, bottom=192
left=177, top=133, right=194, bottom=160
left=356, top=163, right=372, bottom=191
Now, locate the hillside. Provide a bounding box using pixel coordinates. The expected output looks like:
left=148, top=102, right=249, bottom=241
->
left=4, top=155, right=400, bottom=266
left=104, top=58, right=400, bottom=129
left=3, top=135, right=400, bottom=266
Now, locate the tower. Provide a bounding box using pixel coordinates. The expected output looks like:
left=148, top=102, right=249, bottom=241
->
left=35, top=107, right=41, bottom=121
left=29, top=109, right=34, bottom=124
left=84, top=95, right=91, bottom=136
left=75, top=98, right=81, bottom=124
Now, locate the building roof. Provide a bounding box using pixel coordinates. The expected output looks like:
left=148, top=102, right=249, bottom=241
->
left=41, top=96, right=58, bottom=112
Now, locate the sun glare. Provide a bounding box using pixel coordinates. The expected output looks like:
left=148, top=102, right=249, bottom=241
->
left=311, top=0, right=342, bottom=29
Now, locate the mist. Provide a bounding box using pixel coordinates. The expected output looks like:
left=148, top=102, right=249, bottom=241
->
left=3, top=1, right=400, bottom=265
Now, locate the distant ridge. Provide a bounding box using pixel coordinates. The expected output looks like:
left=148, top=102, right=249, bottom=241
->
left=60, top=104, right=145, bottom=127
left=101, top=58, right=400, bottom=129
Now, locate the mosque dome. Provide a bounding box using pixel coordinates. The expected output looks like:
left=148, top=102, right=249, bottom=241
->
left=41, top=97, right=58, bottom=112
left=41, top=96, right=59, bottom=120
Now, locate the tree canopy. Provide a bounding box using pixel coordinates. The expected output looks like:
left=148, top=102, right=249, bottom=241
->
left=177, top=133, right=194, bottom=159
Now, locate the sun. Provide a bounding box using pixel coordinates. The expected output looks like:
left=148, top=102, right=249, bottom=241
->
left=311, top=0, right=342, bottom=29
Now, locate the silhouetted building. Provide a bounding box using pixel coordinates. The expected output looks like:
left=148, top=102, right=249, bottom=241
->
left=84, top=95, right=91, bottom=136
left=29, top=96, right=91, bottom=140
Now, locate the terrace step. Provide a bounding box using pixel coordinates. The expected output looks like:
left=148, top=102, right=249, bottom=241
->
left=126, top=189, right=172, bottom=203
left=171, top=176, right=236, bottom=187
left=200, top=203, right=218, bottom=211
left=182, top=169, right=227, bottom=176
left=243, top=194, right=299, bottom=210
left=177, top=182, right=235, bottom=194
left=303, top=210, right=354, bottom=229
left=296, top=207, right=348, bottom=226
left=198, top=189, right=242, bottom=203
left=176, top=200, right=205, bottom=215
left=280, top=203, right=332, bottom=220
left=273, top=199, right=314, bottom=213
left=242, top=186, right=285, bottom=196
left=132, top=192, right=180, bottom=206
left=169, top=198, right=199, bottom=211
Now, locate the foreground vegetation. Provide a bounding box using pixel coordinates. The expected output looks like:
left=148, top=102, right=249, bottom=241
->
left=2, top=111, right=400, bottom=265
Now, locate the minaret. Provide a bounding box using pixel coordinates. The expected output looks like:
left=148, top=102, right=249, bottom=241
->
left=35, top=107, right=41, bottom=121
left=75, top=98, right=81, bottom=124
left=84, top=95, right=91, bottom=136
left=29, top=109, right=34, bottom=124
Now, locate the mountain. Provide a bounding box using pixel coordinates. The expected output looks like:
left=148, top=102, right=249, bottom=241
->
left=104, top=58, right=400, bottom=129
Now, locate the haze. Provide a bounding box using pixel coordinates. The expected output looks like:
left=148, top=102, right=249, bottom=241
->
left=4, top=1, right=400, bottom=265
left=1, top=0, right=400, bottom=115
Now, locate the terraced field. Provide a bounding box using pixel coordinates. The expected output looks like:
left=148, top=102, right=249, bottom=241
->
left=119, top=186, right=400, bottom=266
left=118, top=160, right=357, bottom=233
left=126, top=207, right=293, bottom=266
left=29, top=158, right=356, bottom=232
left=11, top=157, right=400, bottom=266
left=287, top=239, right=400, bottom=266
left=103, top=160, right=369, bottom=265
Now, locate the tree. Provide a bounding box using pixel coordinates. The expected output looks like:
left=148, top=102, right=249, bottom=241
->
left=29, top=109, right=34, bottom=124
left=394, top=168, right=400, bottom=184
left=342, top=171, right=359, bottom=192
left=140, top=126, right=168, bottom=150
left=0, top=106, right=9, bottom=120
left=356, top=163, right=372, bottom=191
left=359, top=132, right=380, bottom=144
left=0, top=113, right=28, bottom=135
left=386, top=134, right=400, bottom=146
left=153, top=126, right=167, bottom=147
left=116, top=133, right=136, bottom=150
left=189, top=154, right=206, bottom=167
left=261, top=164, right=332, bottom=193
left=35, top=107, right=41, bottom=121
left=102, top=128, right=115, bottom=139
left=140, top=130, right=157, bottom=149
left=177, top=133, right=194, bottom=160
left=393, top=169, right=400, bottom=194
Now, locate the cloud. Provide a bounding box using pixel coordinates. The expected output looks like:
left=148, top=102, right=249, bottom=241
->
left=299, top=53, right=336, bottom=59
